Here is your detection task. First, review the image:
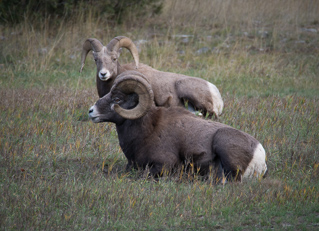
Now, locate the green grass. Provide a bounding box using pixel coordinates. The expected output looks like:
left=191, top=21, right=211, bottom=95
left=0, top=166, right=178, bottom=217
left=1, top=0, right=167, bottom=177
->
left=1, top=0, right=319, bottom=230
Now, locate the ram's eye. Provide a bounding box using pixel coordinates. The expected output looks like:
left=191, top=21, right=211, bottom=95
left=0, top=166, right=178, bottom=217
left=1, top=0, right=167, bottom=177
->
left=113, top=97, right=121, bottom=103
left=112, top=57, right=117, bottom=62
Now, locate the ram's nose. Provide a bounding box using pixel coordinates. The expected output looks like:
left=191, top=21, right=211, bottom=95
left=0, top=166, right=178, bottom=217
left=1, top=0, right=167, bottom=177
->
left=99, top=69, right=110, bottom=80
left=89, top=105, right=100, bottom=123
left=88, top=106, right=95, bottom=116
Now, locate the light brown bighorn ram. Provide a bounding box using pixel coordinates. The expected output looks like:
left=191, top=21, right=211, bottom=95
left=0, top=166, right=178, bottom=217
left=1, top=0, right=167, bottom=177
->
left=88, top=71, right=267, bottom=182
left=81, top=36, right=223, bottom=118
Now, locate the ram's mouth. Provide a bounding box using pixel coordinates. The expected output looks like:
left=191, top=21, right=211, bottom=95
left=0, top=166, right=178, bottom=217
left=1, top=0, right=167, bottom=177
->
left=89, top=116, right=100, bottom=123
left=99, top=76, right=110, bottom=81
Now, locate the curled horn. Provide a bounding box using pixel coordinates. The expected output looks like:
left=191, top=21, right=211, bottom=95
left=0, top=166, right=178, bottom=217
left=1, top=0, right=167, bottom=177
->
left=106, top=36, right=139, bottom=69
left=112, top=71, right=153, bottom=120
left=80, top=38, right=104, bottom=73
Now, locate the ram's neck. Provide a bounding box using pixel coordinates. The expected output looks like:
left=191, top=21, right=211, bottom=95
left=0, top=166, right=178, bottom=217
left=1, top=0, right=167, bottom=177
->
left=96, top=74, right=114, bottom=98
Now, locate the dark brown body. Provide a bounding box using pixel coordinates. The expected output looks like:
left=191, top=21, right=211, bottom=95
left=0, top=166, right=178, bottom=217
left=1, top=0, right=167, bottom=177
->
left=116, top=106, right=259, bottom=180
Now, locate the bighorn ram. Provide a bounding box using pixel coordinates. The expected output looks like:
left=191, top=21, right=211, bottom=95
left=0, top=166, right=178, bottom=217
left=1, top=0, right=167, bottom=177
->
left=88, top=71, right=267, bottom=182
left=81, top=36, right=223, bottom=118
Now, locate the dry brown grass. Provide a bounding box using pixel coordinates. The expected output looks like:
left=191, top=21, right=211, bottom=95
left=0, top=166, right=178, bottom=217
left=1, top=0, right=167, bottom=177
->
left=161, top=0, right=318, bottom=29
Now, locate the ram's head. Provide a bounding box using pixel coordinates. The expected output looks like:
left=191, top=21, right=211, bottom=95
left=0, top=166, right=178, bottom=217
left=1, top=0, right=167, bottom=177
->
left=80, top=36, right=139, bottom=81
left=89, top=71, right=154, bottom=124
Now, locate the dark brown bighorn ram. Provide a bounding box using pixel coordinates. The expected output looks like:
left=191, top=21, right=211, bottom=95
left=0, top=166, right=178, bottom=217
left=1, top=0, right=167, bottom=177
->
left=81, top=36, right=223, bottom=118
left=88, top=71, right=267, bottom=182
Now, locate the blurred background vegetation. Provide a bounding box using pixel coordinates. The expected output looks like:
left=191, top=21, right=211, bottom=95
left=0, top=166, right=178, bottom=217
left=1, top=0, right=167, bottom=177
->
left=0, top=0, right=163, bottom=25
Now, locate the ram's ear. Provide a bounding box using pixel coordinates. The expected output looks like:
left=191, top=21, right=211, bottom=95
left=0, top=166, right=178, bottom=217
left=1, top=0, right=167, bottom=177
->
left=107, top=36, right=139, bottom=68
left=92, top=52, right=97, bottom=59
left=115, top=49, right=121, bottom=60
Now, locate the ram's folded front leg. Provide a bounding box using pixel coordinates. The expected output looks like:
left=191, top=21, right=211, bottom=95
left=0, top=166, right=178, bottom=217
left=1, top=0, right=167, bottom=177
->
left=175, top=78, right=223, bottom=118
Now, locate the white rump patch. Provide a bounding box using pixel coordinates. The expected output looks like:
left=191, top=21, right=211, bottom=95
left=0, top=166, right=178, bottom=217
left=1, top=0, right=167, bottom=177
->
left=207, top=82, right=224, bottom=116
left=243, top=143, right=267, bottom=179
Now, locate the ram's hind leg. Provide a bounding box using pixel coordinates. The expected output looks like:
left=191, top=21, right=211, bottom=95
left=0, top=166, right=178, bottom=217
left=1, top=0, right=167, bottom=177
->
left=215, top=158, right=229, bottom=184
left=212, top=127, right=258, bottom=182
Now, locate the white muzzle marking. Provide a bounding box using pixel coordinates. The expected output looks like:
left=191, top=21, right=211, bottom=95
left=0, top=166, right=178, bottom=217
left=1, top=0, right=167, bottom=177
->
left=99, top=69, right=111, bottom=81
left=89, top=105, right=100, bottom=122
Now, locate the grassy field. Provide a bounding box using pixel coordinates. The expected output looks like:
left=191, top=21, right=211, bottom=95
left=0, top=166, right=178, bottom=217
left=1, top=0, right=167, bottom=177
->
left=1, top=0, right=319, bottom=230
